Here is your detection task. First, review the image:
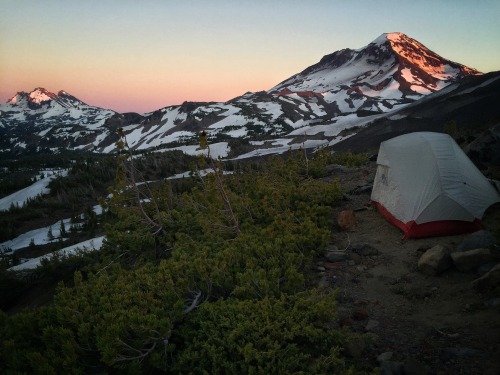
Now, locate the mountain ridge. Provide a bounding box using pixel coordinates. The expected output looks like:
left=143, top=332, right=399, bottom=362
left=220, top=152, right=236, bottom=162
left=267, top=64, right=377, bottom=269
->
left=0, top=32, right=492, bottom=157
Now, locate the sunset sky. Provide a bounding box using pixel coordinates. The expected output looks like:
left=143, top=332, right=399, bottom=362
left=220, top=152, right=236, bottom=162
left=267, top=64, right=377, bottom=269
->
left=1, top=0, right=499, bottom=113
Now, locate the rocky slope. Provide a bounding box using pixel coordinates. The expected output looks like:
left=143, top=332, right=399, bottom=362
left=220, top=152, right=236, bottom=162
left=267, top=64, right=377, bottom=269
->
left=322, top=161, right=500, bottom=375
left=332, top=71, right=500, bottom=154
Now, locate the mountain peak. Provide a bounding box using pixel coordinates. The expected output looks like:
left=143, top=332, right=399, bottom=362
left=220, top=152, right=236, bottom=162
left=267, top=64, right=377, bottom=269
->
left=371, top=32, right=406, bottom=45
left=28, top=87, right=56, bottom=104
left=271, top=32, right=481, bottom=97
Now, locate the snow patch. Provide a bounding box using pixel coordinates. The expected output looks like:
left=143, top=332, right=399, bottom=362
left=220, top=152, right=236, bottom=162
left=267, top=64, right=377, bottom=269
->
left=8, top=236, right=105, bottom=271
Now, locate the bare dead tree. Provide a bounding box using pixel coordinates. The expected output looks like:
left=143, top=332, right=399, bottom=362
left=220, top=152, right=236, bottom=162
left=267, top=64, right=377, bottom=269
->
left=115, top=128, right=163, bottom=236
left=199, top=131, right=240, bottom=234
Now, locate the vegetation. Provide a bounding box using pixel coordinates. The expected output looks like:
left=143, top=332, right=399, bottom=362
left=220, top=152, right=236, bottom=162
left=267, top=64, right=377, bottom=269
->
left=329, top=151, right=369, bottom=168
left=0, top=146, right=377, bottom=374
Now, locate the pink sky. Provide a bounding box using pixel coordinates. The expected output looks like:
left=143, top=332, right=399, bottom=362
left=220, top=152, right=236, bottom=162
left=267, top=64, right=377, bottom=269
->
left=1, top=1, right=499, bottom=114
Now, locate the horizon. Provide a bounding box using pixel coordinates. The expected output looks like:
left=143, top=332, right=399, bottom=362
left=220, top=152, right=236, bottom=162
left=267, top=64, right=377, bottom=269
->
left=1, top=1, right=499, bottom=114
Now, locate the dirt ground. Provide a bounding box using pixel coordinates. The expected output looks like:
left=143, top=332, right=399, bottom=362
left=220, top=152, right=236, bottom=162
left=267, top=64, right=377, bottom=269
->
left=323, top=162, right=500, bottom=374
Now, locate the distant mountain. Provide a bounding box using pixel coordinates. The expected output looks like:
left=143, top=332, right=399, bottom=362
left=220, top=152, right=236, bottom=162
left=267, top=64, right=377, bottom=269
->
left=0, top=33, right=487, bottom=158
left=0, top=88, right=143, bottom=154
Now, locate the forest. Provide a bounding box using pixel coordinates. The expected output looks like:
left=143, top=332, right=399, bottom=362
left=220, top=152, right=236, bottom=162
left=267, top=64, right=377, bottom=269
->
left=0, top=141, right=375, bottom=374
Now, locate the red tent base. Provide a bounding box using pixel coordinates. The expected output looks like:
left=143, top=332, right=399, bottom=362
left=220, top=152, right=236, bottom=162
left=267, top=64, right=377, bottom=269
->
left=372, top=201, right=482, bottom=238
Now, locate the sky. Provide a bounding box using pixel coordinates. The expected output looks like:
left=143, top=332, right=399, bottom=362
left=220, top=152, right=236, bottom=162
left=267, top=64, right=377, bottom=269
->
left=1, top=0, right=499, bottom=114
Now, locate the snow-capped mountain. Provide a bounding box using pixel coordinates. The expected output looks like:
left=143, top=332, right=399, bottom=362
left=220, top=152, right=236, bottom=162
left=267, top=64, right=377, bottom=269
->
left=271, top=32, right=480, bottom=112
left=0, top=33, right=486, bottom=158
left=0, top=88, right=143, bottom=153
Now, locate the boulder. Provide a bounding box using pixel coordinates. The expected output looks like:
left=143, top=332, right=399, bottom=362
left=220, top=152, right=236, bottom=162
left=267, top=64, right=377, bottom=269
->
left=337, top=210, right=357, bottom=231
left=457, top=230, right=496, bottom=252
left=418, top=245, right=452, bottom=276
left=478, top=262, right=498, bottom=276
left=450, top=248, right=495, bottom=272
left=472, top=263, right=500, bottom=291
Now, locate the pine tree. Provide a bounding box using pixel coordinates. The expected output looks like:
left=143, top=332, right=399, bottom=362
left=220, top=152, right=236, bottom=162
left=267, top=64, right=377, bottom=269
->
left=47, top=226, right=54, bottom=241
left=59, top=220, right=66, bottom=238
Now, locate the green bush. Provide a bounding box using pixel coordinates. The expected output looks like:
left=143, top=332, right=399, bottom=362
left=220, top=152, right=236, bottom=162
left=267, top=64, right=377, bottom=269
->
left=330, top=151, right=369, bottom=168
left=0, top=153, right=374, bottom=374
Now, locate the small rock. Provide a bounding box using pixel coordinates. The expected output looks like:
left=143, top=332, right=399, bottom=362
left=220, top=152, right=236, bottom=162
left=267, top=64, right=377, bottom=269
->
left=325, top=250, right=348, bottom=262
left=379, top=360, right=404, bottom=375
left=457, top=230, right=496, bottom=252
left=417, top=245, right=452, bottom=276
left=472, top=263, right=500, bottom=291
left=317, top=266, right=326, bottom=272
left=351, top=242, right=379, bottom=256
left=365, top=319, right=379, bottom=331
left=325, top=164, right=352, bottom=175
left=450, top=248, right=495, bottom=272
left=351, top=185, right=372, bottom=195
left=377, top=351, right=393, bottom=362
left=352, top=309, right=369, bottom=320
left=337, top=210, right=357, bottom=231
left=484, top=298, right=500, bottom=307
left=326, top=244, right=339, bottom=252
left=478, top=261, right=498, bottom=276
left=349, top=253, right=362, bottom=264
left=323, top=262, right=342, bottom=270
left=441, top=347, right=486, bottom=361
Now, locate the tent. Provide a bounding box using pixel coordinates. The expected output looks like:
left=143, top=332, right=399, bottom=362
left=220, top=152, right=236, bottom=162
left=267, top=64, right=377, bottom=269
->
left=371, top=132, right=500, bottom=238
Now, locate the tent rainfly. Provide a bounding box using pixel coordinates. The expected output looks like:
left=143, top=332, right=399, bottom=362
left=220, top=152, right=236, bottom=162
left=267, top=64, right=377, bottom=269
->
left=371, top=132, right=500, bottom=238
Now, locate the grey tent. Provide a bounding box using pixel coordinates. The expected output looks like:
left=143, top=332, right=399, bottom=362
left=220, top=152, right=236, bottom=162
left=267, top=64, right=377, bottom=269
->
left=371, top=132, right=500, bottom=238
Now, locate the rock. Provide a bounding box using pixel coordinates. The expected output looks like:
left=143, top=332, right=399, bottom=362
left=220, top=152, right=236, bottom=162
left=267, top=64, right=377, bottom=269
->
left=377, top=351, right=393, bottom=362
left=441, top=347, right=486, bottom=361
left=351, top=185, right=372, bottom=195
left=325, top=250, right=348, bottom=262
left=417, top=245, right=452, bottom=276
left=323, top=262, right=342, bottom=270
left=365, top=319, right=379, bottom=331
left=349, top=252, right=362, bottom=264
left=478, top=261, right=498, bottom=276
left=484, top=298, right=500, bottom=307
left=457, top=230, right=496, bottom=252
left=404, top=357, right=431, bottom=375
left=325, top=164, right=352, bottom=175
left=450, top=248, right=495, bottom=272
left=351, top=242, right=379, bottom=256
left=352, top=309, right=369, bottom=320
left=337, top=210, right=357, bottom=231
left=379, top=360, right=404, bottom=375
left=472, top=263, right=500, bottom=291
